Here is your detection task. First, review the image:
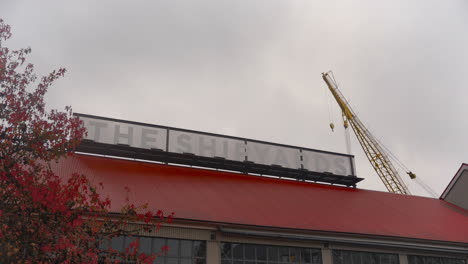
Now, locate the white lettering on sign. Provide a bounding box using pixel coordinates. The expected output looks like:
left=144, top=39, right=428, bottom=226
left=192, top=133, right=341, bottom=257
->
left=80, top=117, right=167, bottom=150
left=78, top=115, right=354, bottom=176
left=168, top=130, right=246, bottom=161
left=246, top=142, right=301, bottom=169
left=302, top=150, right=351, bottom=175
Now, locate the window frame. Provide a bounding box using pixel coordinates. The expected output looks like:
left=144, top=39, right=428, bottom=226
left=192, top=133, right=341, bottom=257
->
left=221, top=242, right=322, bottom=264
left=332, top=249, right=400, bottom=264
left=102, top=235, right=207, bottom=264
left=407, top=254, right=467, bottom=264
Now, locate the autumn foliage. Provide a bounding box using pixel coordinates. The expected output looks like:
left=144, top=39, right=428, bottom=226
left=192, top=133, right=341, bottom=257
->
left=0, top=19, right=172, bottom=263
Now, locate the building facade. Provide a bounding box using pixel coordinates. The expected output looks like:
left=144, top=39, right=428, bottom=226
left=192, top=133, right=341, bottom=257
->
left=56, top=114, right=468, bottom=264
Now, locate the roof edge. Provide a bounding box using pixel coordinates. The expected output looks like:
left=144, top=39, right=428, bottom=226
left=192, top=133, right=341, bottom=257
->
left=220, top=226, right=468, bottom=254
left=168, top=217, right=468, bottom=246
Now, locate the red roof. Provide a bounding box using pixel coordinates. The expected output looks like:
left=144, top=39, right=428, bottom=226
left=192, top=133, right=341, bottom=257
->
left=55, top=154, right=468, bottom=244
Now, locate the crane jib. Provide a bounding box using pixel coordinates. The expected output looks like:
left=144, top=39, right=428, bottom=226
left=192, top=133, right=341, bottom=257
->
left=322, top=71, right=411, bottom=195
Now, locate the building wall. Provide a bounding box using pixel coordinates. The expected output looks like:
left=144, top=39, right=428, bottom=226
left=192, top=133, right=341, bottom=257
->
left=445, top=170, right=468, bottom=210
left=129, top=221, right=468, bottom=264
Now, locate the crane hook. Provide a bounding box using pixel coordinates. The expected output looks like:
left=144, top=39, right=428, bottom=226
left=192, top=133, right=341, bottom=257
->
left=330, top=122, right=335, bottom=132
left=344, top=119, right=349, bottom=129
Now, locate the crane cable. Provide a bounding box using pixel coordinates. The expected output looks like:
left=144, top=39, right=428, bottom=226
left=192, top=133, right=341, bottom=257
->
left=344, top=123, right=352, bottom=155
left=328, top=94, right=335, bottom=131
left=328, top=71, right=352, bottom=154
left=372, top=128, right=438, bottom=197
left=323, top=75, right=335, bottom=132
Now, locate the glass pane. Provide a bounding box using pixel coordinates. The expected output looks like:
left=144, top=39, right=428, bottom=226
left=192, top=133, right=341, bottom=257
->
left=361, top=253, right=374, bottom=264
left=279, top=248, right=289, bottom=263
left=181, top=258, right=192, bottom=264
left=449, top=259, right=467, bottom=264
left=167, top=239, right=180, bottom=257
left=222, top=243, right=233, bottom=259
left=110, top=236, right=125, bottom=252
left=352, top=252, right=362, bottom=264
left=124, top=236, right=136, bottom=251
left=167, top=257, right=178, bottom=264
left=343, top=251, right=353, bottom=264
left=268, top=247, right=279, bottom=262
left=222, top=260, right=233, bottom=264
left=153, top=256, right=165, bottom=264
left=290, top=248, right=300, bottom=263
left=153, top=238, right=167, bottom=256
left=423, top=257, right=440, bottom=264
left=300, top=249, right=311, bottom=264
left=99, top=238, right=110, bottom=250
left=257, top=245, right=267, bottom=261
left=408, top=256, right=422, bottom=264
left=379, top=254, right=390, bottom=264
left=194, top=258, right=206, bottom=264
left=426, top=257, right=441, bottom=264
left=181, top=240, right=192, bottom=257
left=311, top=251, right=321, bottom=264
left=139, top=237, right=153, bottom=255
left=193, top=241, right=206, bottom=258
left=234, top=261, right=243, bottom=264
left=389, top=255, right=399, bottom=264
left=332, top=250, right=343, bottom=264
left=245, top=245, right=255, bottom=260
left=233, top=244, right=244, bottom=260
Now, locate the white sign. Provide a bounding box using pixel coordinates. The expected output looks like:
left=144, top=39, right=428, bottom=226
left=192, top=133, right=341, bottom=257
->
left=80, top=116, right=167, bottom=150
left=78, top=115, right=354, bottom=176
left=168, top=130, right=246, bottom=161
left=302, top=149, right=351, bottom=176
left=246, top=142, right=301, bottom=169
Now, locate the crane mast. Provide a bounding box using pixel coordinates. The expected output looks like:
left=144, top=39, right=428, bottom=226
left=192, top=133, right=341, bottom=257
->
left=322, top=72, right=412, bottom=195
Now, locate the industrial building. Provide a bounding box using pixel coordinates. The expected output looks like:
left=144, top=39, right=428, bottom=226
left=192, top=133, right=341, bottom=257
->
left=56, top=114, right=468, bottom=264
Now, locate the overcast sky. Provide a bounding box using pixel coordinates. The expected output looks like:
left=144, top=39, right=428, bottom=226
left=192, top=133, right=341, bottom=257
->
left=3, top=0, right=468, bottom=197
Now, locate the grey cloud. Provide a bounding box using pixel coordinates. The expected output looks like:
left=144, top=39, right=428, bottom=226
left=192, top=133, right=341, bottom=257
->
left=2, top=0, right=468, bottom=196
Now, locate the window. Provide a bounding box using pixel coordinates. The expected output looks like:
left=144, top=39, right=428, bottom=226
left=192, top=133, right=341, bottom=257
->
left=333, top=250, right=399, bottom=264
left=221, top=242, right=322, bottom=264
left=408, top=255, right=466, bottom=264
left=102, top=236, right=206, bottom=264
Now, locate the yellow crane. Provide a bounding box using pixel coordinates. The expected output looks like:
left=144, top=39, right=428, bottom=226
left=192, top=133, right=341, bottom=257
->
left=322, top=71, right=416, bottom=195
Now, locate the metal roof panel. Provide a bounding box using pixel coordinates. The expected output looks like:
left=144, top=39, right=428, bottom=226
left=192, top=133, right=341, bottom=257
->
left=54, top=154, right=468, bottom=244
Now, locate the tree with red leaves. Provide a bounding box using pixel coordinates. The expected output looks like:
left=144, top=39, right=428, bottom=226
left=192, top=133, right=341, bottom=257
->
left=0, top=19, right=172, bottom=263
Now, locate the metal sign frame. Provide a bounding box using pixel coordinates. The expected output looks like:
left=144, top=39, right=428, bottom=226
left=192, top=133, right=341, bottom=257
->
left=74, top=113, right=361, bottom=187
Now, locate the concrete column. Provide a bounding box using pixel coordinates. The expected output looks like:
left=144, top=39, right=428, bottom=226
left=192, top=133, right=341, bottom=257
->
left=207, top=240, right=220, bottom=264
left=321, top=247, right=333, bottom=264
left=399, top=254, right=408, bottom=264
